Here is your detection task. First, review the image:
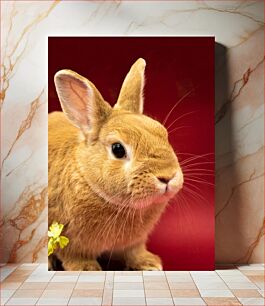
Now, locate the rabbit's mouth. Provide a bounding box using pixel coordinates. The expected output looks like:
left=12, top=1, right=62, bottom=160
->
left=126, top=169, right=184, bottom=209
left=129, top=186, right=183, bottom=210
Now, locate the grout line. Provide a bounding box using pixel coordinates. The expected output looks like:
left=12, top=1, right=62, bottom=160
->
left=110, top=272, right=114, bottom=306
left=101, top=271, right=107, bottom=306
left=142, top=270, right=147, bottom=306
left=73, top=270, right=81, bottom=290
left=66, top=291, right=72, bottom=306
left=165, top=270, right=175, bottom=305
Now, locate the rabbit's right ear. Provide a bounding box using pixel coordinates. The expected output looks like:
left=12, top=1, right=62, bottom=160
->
left=114, top=58, right=146, bottom=114
left=54, top=70, right=111, bottom=133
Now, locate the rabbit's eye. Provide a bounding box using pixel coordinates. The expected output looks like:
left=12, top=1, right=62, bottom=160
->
left=112, top=143, right=126, bottom=159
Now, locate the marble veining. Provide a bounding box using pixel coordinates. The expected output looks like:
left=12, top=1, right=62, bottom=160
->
left=0, top=0, right=264, bottom=264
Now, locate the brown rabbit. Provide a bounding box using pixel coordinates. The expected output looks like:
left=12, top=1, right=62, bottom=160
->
left=48, top=58, right=183, bottom=271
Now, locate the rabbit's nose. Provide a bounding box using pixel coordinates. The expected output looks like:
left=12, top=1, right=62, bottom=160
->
left=157, top=176, right=173, bottom=185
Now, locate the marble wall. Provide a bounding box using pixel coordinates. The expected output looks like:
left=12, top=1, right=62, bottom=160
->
left=1, top=1, right=264, bottom=264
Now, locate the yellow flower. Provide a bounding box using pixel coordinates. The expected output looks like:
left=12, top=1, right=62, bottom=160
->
left=48, top=222, right=64, bottom=238
left=48, top=222, right=69, bottom=256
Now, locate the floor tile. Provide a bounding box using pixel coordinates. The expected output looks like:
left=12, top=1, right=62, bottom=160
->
left=0, top=266, right=18, bottom=281
left=55, top=271, right=80, bottom=275
left=18, top=264, right=38, bottom=270
left=170, top=289, right=200, bottom=297
left=30, top=270, right=54, bottom=276
left=225, top=282, right=258, bottom=289
left=0, top=289, right=15, bottom=298
left=102, top=288, right=112, bottom=305
left=12, top=289, right=44, bottom=298
left=240, top=270, right=264, bottom=276
left=219, top=275, right=250, bottom=282
left=115, top=271, right=142, bottom=276
left=144, top=282, right=169, bottom=290
left=78, top=275, right=105, bottom=282
left=71, top=289, right=103, bottom=297
left=143, top=271, right=165, bottom=276
left=6, top=297, right=38, bottom=305
left=168, top=282, right=197, bottom=289
left=45, top=282, right=76, bottom=290
left=232, top=289, right=262, bottom=298
left=238, top=297, right=265, bottom=305
left=0, top=282, right=22, bottom=290
left=216, top=269, right=245, bottom=276
left=255, top=282, right=264, bottom=290
left=114, top=282, right=144, bottom=290
left=8, top=270, right=32, bottom=276
left=19, top=282, right=48, bottom=290
left=50, top=275, right=78, bottom=282
left=237, top=264, right=264, bottom=271
left=104, top=280, right=114, bottom=290
left=80, top=271, right=106, bottom=275
left=246, top=275, right=264, bottom=282
left=203, top=297, right=241, bottom=305
left=37, top=297, right=69, bottom=305
left=144, top=276, right=167, bottom=282
left=25, top=276, right=54, bottom=283
left=258, top=289, right=264, bottom=297
left=68, top=297, right=102, bottom=305
left=215, top=264, right=236, bottom=269
left=1, top=264, right=19, bottom=269
left=190, top=271, right=217, bottom=276
left=192, top=276, right=223, bottom=281
left=105, top=271, right=115, bottom=277
left=145, top=290, right=172, bottom=298
left=146, top=297, right=174, bottom=305
left=191, top=275, right=223, bottom=280
left=3, top=275, right=28, bottom=283
left=173, top=297, right=206, bottom=305
left=113, top=289, right=145, bottom=297
left=40, top=289, right=72, bottom=298
left=1, top=297, right=10, bottom=305
left=195, top=281, right=228, bottom=290
left=75, top=282, right=104, bottom=289
left=165, top=271, right=190, bottom=276
left=112, top=296, right=146, bottom=305
left=1, top=263, right=264, bottom=305
left=166, top=275, right=193, bottom=283
left=199, top=289, right=234, bottom=297
left=114, top=275, right=143, bottom=282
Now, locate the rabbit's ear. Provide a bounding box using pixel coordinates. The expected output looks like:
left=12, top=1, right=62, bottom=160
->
left=114, top=58, right=146, bottom=114
left=54, top=70, right=111, bottom=132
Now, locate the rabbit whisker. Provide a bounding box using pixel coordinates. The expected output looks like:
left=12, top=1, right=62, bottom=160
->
left=168, top=125, right=192, bottom=135
left=183, top=168, right=214, bottom=173
left=101, top=197, right=130, bottom=246
left=179, top=153, right=214, bottom=165
left=181, top=161, right=214, bottom=169
left=184, top=172, right=214, bottom=177
left=184, top=176, right=214, bottom=186
left=182, top=185, right=209, bottom=205
left=166, top=111, right=196, bottom=131
left=92, top=191, right=130, bottom=248
left=163, top=87, right=195, bottom=125
left=106, top=202, right=134, bottom=269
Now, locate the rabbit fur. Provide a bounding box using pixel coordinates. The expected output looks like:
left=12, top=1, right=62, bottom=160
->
left=48, top=58, right=183, bottom=271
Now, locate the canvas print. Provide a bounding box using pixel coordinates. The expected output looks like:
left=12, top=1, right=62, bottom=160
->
left=48, top=37, right=214, bottom=271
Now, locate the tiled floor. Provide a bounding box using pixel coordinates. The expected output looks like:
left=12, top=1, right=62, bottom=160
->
left=0, top=264, right=264, bottom=305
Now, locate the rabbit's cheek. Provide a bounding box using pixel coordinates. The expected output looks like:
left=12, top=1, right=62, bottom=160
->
left=167, top=169, right=184, bottom=195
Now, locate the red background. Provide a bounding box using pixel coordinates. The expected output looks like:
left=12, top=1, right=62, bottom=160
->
left=48, top=37, right=215, bottom=270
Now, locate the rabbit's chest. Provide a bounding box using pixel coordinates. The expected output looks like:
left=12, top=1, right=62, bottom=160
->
left=91, top=206, right=164, bottom=251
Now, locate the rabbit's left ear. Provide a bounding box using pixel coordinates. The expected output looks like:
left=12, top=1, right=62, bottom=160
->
left=114, top=58, right=146, bottom=114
